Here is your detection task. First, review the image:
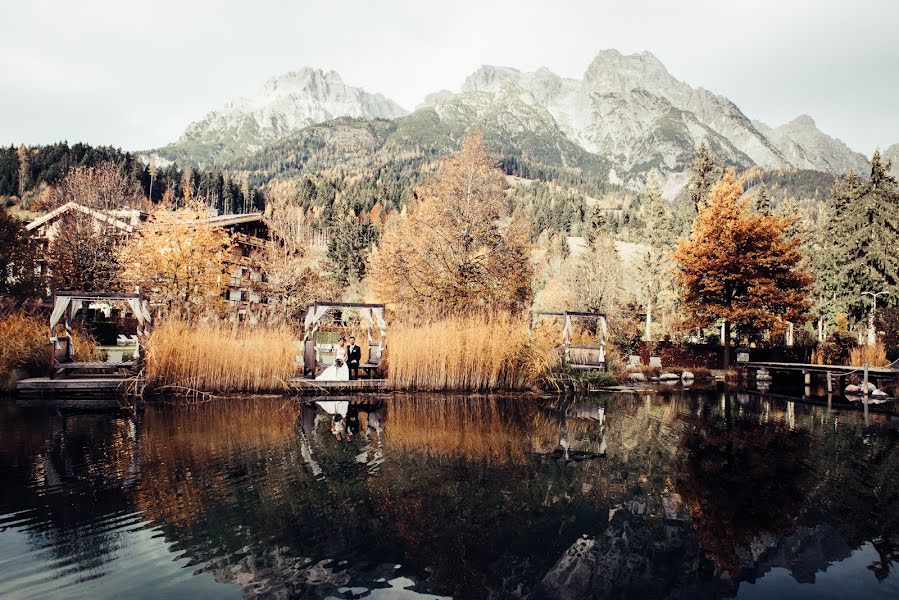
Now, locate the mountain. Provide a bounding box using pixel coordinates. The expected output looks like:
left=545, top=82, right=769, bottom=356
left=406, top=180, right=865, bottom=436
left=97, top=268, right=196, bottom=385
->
left=753, top=115, right=868, bottom=175
left=428, top=50, right=866, bottom=190
left=152, top=52, right=870, bottom=199
left=884, top=143, right=899, bottom=179
left=153, top=68, right=407, bottom=166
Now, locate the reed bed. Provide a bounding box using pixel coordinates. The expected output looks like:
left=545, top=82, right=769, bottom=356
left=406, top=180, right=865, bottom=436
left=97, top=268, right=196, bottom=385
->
left=848, top=342, right=891, bottom=368
left=145, top=318, right=298, bottom=393
left=386, top=313, right=560, bottom=391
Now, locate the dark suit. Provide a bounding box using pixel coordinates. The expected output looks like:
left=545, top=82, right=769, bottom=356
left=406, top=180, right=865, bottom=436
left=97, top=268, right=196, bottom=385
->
left=347, top=344, right=362, bottom=379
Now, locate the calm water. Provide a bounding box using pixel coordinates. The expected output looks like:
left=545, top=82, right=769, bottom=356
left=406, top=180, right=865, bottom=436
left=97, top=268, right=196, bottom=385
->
left=1, top=391, right=897, bottom=600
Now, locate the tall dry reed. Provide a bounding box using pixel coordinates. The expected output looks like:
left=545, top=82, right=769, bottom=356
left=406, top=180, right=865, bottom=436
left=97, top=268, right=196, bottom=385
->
left=0, top=311, right=96, bottom=386
left=386, top=313, right=559, bottom=391
left=848, top=342, right=891, bottom=367
left=145, top=318, right=298, bottom=392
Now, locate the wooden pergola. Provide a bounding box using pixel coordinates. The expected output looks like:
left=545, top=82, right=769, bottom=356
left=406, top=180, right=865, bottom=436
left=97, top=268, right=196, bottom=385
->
left=302, top=301, right=387, bottom=378
left=48, top=291, right=152, bottom=378
left=529, top=310, right=609, bottom=370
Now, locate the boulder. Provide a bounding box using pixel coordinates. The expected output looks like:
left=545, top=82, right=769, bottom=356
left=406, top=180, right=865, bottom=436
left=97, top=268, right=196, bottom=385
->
left=658, top=373, right=680, bottom=381
left=628, top=372, right=647, bottom=382
left=845, top=382, right=877, bottom=395
left=871, top=389, right=889, bottom=398
left=681, top=371, right=695, bottom=380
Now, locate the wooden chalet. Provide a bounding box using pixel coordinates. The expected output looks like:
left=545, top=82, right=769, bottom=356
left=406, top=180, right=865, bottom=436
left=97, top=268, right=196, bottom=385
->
left=25, top=202, right=272, bottom=320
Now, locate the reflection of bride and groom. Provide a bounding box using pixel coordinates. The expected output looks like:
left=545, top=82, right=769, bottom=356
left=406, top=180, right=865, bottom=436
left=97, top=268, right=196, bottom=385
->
left=315, top=336, right=362, bottom=381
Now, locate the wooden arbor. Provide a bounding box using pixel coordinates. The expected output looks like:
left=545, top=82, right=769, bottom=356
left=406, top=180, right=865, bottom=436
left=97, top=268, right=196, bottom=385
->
left=529, top=310, right=609, bottom=370
left=48, top=291, right=152, bottom=378
left=302, top=302, right=387, bottom=378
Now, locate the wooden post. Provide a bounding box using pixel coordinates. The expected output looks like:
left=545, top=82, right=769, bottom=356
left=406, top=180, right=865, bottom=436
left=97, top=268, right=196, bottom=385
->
left=803, top=369, right=811, bottom=385
left=826, top=372, right=833, bottom=394
left=863, top=364, right=870, bottom=396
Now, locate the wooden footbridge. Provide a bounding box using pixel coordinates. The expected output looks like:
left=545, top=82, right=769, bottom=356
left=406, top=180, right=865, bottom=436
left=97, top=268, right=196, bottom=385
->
left=743, top=360, right=899, bottom=394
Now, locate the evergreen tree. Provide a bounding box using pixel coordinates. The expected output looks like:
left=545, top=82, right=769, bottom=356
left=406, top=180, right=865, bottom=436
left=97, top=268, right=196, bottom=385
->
left=688, top=142, right=718, bottom=213
left=830, top=152, right=899, bottom=318
left=638, top=176, right=676, bottom=339
left=327, top=211, right=378, bottom=285
left=0, top=206, right=43, bottom=299
left=755, top=184, right=772, bottom=215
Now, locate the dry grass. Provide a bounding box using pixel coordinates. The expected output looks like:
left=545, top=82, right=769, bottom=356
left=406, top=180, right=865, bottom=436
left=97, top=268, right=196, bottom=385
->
left=0, top=311, right=96, bottom=386
left=145, top=318, right=299, bottom=392
left=848, top=342, right=891, bottom=367
left=386, top=313, right=559, bottom=391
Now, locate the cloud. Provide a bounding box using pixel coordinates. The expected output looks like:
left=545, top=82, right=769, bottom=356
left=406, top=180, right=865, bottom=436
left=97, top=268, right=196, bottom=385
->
left=1, top=0, right=896, bottom=153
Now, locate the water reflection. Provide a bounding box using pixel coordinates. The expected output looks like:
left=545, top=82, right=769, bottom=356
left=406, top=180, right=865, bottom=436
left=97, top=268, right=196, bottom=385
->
left=0, top=392, right=897, bottom=599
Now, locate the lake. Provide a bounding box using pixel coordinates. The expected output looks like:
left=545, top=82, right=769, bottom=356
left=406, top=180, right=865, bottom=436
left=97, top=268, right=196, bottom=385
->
left=0, top=391, right=897, bottom=599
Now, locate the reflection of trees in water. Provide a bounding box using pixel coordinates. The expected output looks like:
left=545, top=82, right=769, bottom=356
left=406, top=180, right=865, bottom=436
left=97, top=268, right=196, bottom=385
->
left=0, top=406, right=139, bottom=579
left=672, top=391, right=899, bottom=585
left=3, top=393, right=897, bottom=599
left=802, top=413, right=899, bottom=581
left=674, top=394, right=811, bottom=574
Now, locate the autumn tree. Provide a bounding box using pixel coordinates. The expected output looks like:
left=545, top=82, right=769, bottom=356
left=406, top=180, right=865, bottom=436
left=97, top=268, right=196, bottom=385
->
left=46, top=210, right=123, bottom=292
left=261, top=195, right=335, bottom=319
left=39, top=161, right=145, bottom=211
left=118, top=203, right=231, bottom=316
left=562, top=235, right=622, bottom=314
left=673, top=170, right=812, bottom=368
left=0, top=205, right=43, bottom=299
left=369, top=133, right=532, bottom=313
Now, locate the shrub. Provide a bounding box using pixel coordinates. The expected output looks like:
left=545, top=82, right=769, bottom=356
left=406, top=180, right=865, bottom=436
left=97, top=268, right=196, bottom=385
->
left=848, top=342, right=891, bottom=368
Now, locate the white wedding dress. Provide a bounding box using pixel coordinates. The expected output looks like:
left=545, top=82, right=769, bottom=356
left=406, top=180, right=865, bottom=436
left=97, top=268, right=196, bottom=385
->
left=316, top=346, right=350, bottom=381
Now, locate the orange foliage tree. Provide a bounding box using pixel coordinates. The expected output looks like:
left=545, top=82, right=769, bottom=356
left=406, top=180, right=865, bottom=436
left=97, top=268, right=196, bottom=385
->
left=118, top=203, right=231, bottom=316
left=370, top=133, right=532, bottom=313
left=673, top=170, right=812, bottom=368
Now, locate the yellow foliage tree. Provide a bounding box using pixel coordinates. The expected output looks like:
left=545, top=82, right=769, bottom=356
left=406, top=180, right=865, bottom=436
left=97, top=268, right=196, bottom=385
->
left=673, top=170, right=812, bottom=368
left=118, top=203, right=231, bottom=316
left=370, top=133, right=532, bottom=313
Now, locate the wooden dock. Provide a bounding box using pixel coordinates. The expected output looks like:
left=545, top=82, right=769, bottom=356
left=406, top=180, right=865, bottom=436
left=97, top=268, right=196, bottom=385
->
left=16, top=374, right=145, bottom=400
left=288, top=378, right=390, bottom=395
left=744, top=361, right=898, bottom=394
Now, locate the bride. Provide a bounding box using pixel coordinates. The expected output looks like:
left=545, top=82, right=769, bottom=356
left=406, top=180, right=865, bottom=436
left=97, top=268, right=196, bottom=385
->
left=315, top=338, right=350, bottom=382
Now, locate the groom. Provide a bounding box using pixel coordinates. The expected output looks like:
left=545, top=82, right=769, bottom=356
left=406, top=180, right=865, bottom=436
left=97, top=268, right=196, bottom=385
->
left=347, top=336, right=362, bottom=380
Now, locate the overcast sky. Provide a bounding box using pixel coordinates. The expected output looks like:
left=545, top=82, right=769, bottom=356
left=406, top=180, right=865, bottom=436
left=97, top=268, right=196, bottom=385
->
left=1, top=0, right=897, bottom=154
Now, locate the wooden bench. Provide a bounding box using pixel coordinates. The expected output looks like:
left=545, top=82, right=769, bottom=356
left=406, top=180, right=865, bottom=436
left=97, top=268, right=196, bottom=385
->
left=360, top=342, right=383, bottom=379
left=56, top=361, right=135, bottom=376
left=568, top=345, right=605, bottom=370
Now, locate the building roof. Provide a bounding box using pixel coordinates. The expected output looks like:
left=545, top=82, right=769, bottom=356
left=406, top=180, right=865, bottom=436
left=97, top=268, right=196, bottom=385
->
left=25, top=201, right=136, bottom=233
left=204, top=213, right=265, bottom=227
left=26, top=202, right=265, bottom=233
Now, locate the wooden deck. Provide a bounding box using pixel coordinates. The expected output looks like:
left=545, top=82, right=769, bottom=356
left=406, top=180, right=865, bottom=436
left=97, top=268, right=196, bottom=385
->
left=744, top=361, right=898, bottom=377
left=288, top=378, right=390, bottom=395
left=16, top=374, right=145, bottom=401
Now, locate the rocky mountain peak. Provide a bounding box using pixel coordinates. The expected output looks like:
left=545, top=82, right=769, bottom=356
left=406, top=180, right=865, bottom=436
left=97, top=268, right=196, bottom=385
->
left=258, top=68, right=344, bottom=96
left=785, top=114, right=817, bottom=129
left=583, top=49, right=674, bottom=91
left=163, top=67, right=407, bottom=165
